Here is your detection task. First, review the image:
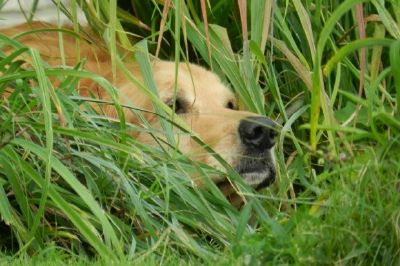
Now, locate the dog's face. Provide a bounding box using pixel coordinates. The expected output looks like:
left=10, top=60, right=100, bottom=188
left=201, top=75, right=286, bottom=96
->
left=128, top=61, right=277, bottom=190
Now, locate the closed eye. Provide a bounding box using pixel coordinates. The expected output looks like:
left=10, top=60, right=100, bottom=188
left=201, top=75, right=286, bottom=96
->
left=167, top=98, right=186, bottom=114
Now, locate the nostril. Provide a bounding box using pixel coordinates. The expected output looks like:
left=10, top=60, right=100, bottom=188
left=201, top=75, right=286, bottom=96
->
left=242, top=125, right=266, bottom=147
left=252, top=126, right=263, bottom=140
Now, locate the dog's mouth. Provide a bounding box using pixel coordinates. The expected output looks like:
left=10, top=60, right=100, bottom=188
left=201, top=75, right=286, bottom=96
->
left=235, top=151, right=276, bottom=190
left=216, top=153, right=276, bottom=207
left=239, top=165, right=276, bottom=190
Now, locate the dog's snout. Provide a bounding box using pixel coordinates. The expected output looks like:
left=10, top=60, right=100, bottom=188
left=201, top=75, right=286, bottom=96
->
left=239, top=116, right=277, bottom=151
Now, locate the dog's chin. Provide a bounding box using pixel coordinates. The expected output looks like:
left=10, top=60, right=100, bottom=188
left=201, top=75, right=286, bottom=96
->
left=217, top=162, right=276, bottom=208
left=235, top=150, right=276, bottom=190
left=239, top=165, right=276, bottom=190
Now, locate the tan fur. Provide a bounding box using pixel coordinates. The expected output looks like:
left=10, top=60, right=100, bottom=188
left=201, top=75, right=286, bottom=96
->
left=0, top=22, right=263, bottom=190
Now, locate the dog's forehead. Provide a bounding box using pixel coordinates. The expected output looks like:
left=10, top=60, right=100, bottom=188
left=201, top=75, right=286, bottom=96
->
left=152, top=61, right=234, bottom=102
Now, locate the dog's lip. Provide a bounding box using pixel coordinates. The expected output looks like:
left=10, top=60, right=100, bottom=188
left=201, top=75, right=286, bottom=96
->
left=216, top=168, right=275, bottom=189
left=239, top=169, right=275, bottom=189
left=216, top=169, right=274, bottom=208
left=215, top=167, right=275, bottom=208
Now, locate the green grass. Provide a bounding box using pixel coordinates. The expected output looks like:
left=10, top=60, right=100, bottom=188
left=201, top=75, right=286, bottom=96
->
left=1, top=0, right=400, bottom=264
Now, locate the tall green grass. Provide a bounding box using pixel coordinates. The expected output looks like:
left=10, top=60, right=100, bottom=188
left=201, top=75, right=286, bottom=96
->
left=0, top=0, right=399, bottom=264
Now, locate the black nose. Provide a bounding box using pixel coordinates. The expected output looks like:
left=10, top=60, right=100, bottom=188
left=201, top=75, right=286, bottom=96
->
left=239, top=116, right=277, bottom=151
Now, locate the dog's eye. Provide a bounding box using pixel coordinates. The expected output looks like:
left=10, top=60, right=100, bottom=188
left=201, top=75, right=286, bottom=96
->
left=226, top=100, right=237, bottom=110
left=167, top=98, right=185, bottom=114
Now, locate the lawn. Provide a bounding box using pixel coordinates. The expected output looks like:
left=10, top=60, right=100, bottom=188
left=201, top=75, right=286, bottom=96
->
left=0, top=0, right=399, bottom=265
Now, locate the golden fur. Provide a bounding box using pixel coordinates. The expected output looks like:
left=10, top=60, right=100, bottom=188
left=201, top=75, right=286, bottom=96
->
left=1, top=22, right=276, bottom=204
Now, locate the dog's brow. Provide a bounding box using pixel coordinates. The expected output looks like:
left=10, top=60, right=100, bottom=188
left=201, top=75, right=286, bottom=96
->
left=164, top=90, right=191, bottom=106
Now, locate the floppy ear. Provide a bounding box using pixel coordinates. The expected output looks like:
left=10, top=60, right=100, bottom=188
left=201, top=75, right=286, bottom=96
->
left=77, top=77, right=119, bottom=120
left=116, top=82, right=156, bottom=126
left=78, top=78, right=104, bottom=99
left=78, top=75, right=155, bottom=127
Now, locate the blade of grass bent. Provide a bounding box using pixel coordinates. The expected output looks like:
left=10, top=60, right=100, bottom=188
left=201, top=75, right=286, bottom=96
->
left=185, top=21, right=259, bottom=112
left=250, top=0, right=273, bottom=55
left=0, top=162, right=31, bottom=248
left=292, top=0, right=316, bottom=62
left=10, top=138, right=123, bottom=257
left=390, top=41, right=400, bottom=114
left=371, top=0, right=400, bottom=39
left=323, top=38, right=394, bottom=76
left=2, top=146, right=118, bottom=261
left=29, top=49, right=53, bottom=242
left=0, top=154, right=36, bottom=243
left=135, top=40, right=176, bottom=146
left=311, top=0, right=367, bottom=150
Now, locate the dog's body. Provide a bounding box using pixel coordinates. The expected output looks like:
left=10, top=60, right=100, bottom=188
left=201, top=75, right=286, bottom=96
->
left=1, top=22, right=277, bottom=200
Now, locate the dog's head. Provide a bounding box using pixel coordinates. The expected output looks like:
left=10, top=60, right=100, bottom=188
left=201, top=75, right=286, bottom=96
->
left=120, top=61, right=277, bottom=191
left=2, top=23, right=275, bottom=203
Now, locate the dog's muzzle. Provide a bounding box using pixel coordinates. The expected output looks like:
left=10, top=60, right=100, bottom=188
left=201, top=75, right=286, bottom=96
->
left=237, top=116, right=278, bottom=190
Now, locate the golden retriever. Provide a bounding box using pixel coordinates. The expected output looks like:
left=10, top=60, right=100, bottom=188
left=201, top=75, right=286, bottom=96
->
left=0, top=22, right=277, bottom=203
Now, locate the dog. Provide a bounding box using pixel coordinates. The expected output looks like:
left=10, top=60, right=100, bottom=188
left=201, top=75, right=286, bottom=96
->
left=0, top=22, right=277, bottom=204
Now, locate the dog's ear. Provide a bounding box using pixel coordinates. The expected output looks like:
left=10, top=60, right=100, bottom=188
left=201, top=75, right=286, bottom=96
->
left=77, top=77, right=120, bottom=119
left=78, top=77, right=150, bottom=126
left=78, top=78, right=104, bottom=99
